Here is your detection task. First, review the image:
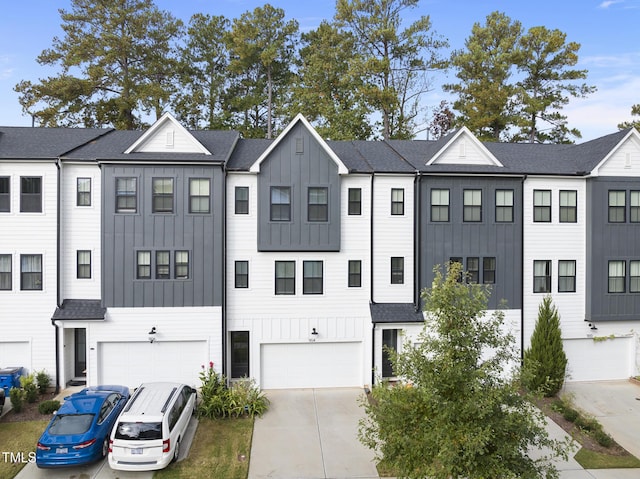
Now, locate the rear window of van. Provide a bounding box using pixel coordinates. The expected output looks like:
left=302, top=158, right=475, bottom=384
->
left=115, top=422, right=162, bottom=440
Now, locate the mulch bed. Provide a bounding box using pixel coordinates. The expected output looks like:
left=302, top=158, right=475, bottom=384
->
left=0, top=392, right=58, bottom=423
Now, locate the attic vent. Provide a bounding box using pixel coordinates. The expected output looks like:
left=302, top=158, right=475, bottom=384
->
left=625, top=153, right=632, bottom=169
left=166, top=130, right=175, bottom=148
left=459, top=140, right=466, bottom=158
left=296, top=137, right=304, bottom=154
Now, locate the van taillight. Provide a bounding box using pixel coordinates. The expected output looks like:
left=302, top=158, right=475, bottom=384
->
left=108, top=439, right=113, bottom=453
left=162, top=438, right=170, bottom=453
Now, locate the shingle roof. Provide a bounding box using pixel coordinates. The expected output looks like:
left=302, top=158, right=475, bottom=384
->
left=0, top=127, right=110, bottom=159
left=370, top=303, right=425, bottom=324
left=52, top=299, right=106, bottom=321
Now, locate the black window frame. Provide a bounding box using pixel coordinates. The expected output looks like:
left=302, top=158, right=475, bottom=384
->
left=430, top=188, right=449, bottom=222
left=175, top=251, right=189, bottom=280
left=155, top=251, right=170, bottom=279
left=235, top=260, right=249, bottom=288
left=467, top=257, right=479, bottom=284
left=391, top=257, right=404, bottom=284
left=348, top=188, right=361, bottom=215
left=20, top=254, right=42, bottom=290
left=303, top=260, right=323, bottom=294
left=391, top=188, right=404, bottom=215
left=77, top=177, right=91, bottom=207
left=115, top=177, right=137, bottom=213
left=382, top=329, right=398, bottom=378
left=230, top=331, right=250, bottom=379
left=631, top=191, right=640, bottom=223
left=275, top=261, right=295, bottom=295
left=463, top=189, right=482, bottom=222
left=76, top=250, right=91, bottom=279
left=630, top=260, right=640, bottom=293
left=495, top=189, right=514, bottom=223
left=136, top=251, right=151, bottom=280
left=483, top=257, right=496, bottom=284
left=189, top=178, right=210, bottom=214
left=533, top=190, right=551, bottom=222
left=558, top=260, right=576, bottom=293
left=608, top=190, right=626, bottom=223
left=0, top=176, right=9, bottom=212
left=307, top=187, right=328, bottom=222
left=559, top=190, right=577, bottom=223
left=235, top=186, right=249, bottom=215
left=608, top=260, right=625, bottom=293
left=348, top=260, right=362, bottom=287
left=533, top=260, right=551, bottom=293
left=20, top=176, right=42, bottom=213
left=0, top=254, right=11, bottom=290
left=152, top=178, right=174, bottom=214
left=270, top=186, right=291, bottom=222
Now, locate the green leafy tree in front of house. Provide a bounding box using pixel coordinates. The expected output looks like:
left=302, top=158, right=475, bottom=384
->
left=618, top=104, right=640, bottom=131
left=359, top=262, right=569, bottom=479
left=523, top=296, right=568, bottom=397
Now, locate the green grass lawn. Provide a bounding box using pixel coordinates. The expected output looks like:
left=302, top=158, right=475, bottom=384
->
left=0, top=420, right=49, bottom=479
left=154, top=416, right=254, bottom=479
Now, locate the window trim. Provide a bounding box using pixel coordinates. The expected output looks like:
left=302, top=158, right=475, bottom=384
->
left=230, top=331, right=250, bottom=379
left=235, top=186, right=249, bottom=215
left=391, top=188, right=404, bottom=216
left=630, top=260, right=640, bottom=293
left=608, top=190, right=626, bottom=223
left=275, top=261, right=295, bottom=295
left=307, top=187, right=328, bottom=222
left=115, top=177, right=137, bottom=213
left=631, top=191, right=640, bottom=223
left=558, top=260, right=576, bottom=293
left=270, top=186, right=291, bottom=222
left=188, top=178, right=210, bottom=214
left=533, top=190, right=551, bottom=223
left=608, top=260, right=626, bottom=293
left=463, top=189, right=482, bottom=222
left=559, top=190, right=577, bottom=223
left=0, top=176, right=9, bottom=212
left=76, top=250, right=91, bottom=279
left=391, top=257, right=404, bottom=284
left=235, top=261, right=249, bottom=289
left=483, top=257, right=496, bottom=284
left=348, top=260, right=362, bottom=288
left=20, top=176, right=42, bottom=213
left=430, top=188, right=449, bottom=222
left=467, top=257, right=479, bottom=284
left=152, top=178, right=174, bottom=214
left=76, top=177, right=91, bottom=207
left=533, top=260, right=551, bottom=293
left=175, top=251, right=189, bottom=280
left=155, top=251, right=170, bottom=279
left=303, top=260, right=323, bottom=294
left=382, top=329, right=398, bottom=378
left=495, top=189, right=514, bottom=223
left=136, top=251, right=151, bottom=280
left=0, top=254, right=12, bottom=290
left=348, top=188, right=361, bottom=215
left=20, top=254, right=42, bottom=291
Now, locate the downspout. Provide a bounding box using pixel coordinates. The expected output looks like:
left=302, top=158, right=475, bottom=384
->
left=520, top=174, right=527, bottom=363
left=370, top=173, right=375, bottom=386
left=221, top=164, right=227, bottom=380
left=53, top=158, right=62, bottom=394
left=414, top=171, right=421, bottom=311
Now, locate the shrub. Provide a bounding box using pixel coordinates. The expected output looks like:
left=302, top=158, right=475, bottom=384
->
left=35, top=370, right=51, bottom=395
left=562, top=407, right=579, bottom=423
left=9, top=388, right=24, bottom=413
left=19, top=374, right=38, bottom=403
left=38, top=400, right=61, bottom=415
left=523, top=296, right=568, bottom=397
left=594, top=429, right=614, bottom=448
left=196, top=363, right=269, bottom=419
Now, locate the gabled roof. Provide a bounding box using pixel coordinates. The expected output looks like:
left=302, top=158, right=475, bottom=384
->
left=585, top=128, right=640, bottom=175
left=124, top=112, right=211, bottom=155
left=249, top=114, right=348, bottom=174
left=426, top=127, right=503, bottom=167
left=0, top=127, right=110, bottom=159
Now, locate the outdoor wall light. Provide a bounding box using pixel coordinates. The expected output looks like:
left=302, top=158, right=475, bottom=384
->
left=588, top=323, right=598, bottom=331
left=309, top=328, right=319, bottom=342
left=148, top=326, right=157, bottom=343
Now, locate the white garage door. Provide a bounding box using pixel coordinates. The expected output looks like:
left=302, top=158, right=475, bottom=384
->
left=564, top=337, right=633, bottom=382
left=0, top=342, right=31, bottom=372
left=98, top=341, right=207, bottom=387
left=261, top=342, right=362, bottom=389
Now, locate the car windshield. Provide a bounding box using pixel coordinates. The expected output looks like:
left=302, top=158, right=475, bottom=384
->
left=49, top=414, right=95, bottom=435
left=115, top=422, right=162, bottom=440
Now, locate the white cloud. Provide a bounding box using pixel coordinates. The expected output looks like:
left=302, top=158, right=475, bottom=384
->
left=599, top=0, right=623, bottom=8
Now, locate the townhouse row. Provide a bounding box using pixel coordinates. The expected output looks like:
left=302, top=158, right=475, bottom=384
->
left=1, top=113, right=639, bottom=390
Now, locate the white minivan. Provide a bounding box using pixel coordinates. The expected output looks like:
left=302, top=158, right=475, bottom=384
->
left=108, top=382, right=196, bottom=471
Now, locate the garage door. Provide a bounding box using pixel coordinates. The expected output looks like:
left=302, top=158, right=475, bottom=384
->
left=0, top=342, right=31, bottom=371
left=98, top=341, right=207, bottom=387
left=564, top=337, right=633, bottom=381
left=261, top=342, right=362, bottom=389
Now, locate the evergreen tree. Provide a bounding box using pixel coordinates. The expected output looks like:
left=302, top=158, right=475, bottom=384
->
left=523, top=296, right=568, bottom=397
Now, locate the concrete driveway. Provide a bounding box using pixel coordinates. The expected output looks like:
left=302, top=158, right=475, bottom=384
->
left=248, top=388, right=379, bottom=479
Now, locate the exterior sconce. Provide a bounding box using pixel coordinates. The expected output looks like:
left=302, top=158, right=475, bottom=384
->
left=309, top=328, right=319, bottom=342
left=148, top=327, right=157, bottom=343
left=589, top=323, right=598, bottom=331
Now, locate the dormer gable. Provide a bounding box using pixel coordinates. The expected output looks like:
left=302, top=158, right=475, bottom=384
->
left=249, top=113, right=348, bottom=174
left=427, top=126, right=503, bottom=167
left=590, top=128, right=640, bottom=177
left=124, top=112, right=211, bottom=155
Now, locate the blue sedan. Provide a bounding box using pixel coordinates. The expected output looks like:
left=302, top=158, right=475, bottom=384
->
left=36, top=385, right=130, bottom=468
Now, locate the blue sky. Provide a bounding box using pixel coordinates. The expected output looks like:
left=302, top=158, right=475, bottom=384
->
left=1, top=0, right=639, bottom=140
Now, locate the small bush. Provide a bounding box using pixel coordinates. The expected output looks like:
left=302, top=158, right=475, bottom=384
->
left=20, top=374, right=38, bottom=403
left=38, top=400, right=61, bottom=415
left=9, top=388, right=24, bottom=413
left=562, top=407, right=579, bottom=422
left=594, top=429, right=614, bottom=448
left=35, top=370, right=51, bottom=395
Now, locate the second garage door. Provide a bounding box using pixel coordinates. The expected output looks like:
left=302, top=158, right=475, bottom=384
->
left=564, top=337, right=633, bottom=381
left=98, top=340, right=207, bottom=387
left=261, top=342, right=362, bottom=389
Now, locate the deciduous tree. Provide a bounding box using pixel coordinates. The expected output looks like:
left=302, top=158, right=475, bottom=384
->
left=359, top=262, right=569, bottom=479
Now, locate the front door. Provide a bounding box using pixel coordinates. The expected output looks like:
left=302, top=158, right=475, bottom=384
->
left=74, top=329, right=87, bottom=378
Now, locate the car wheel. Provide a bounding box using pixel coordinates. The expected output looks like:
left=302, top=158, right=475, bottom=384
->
left=172, top=439, right=180, bottom=463
left=101, top=438, right=109, bottom=458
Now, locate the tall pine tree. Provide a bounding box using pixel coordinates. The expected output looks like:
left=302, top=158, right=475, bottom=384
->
left=523, top=296, right=568, bottom=397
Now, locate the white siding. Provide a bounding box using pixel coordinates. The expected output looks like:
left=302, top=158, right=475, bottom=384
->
left=133, top=121, right=205, bottom=153
left=60, top=163, right=101, bottom=299
left=431, top=133, right=499, bottom=166
left=0, top=161, right=58, bottom=375
left=372, top=175, right=414, bottom=303
left=595, top=135, right=640, bottom=176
